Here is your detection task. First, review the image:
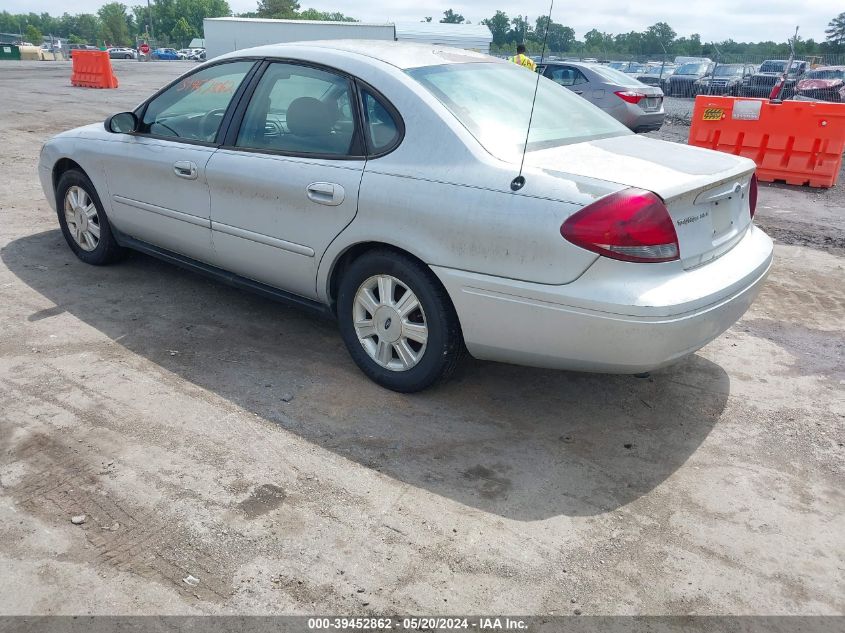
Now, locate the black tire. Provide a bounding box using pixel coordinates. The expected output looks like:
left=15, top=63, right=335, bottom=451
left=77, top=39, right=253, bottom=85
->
left=55, top=169, right=125, bottom=265
left=337, top=249, right=464, bottom=392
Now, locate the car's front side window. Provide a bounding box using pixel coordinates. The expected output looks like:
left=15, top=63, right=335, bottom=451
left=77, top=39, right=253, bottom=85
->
left=140, top=61, right=255, bottom=143
left=235, top=62, right=357, bottom=157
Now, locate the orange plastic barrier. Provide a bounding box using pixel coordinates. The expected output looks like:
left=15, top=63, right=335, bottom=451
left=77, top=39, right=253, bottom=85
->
left=688, top=96, right=845, bottom=188
left=71, top=51, right=119, bottom=89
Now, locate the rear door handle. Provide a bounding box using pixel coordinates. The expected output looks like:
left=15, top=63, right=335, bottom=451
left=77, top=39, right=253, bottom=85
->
left=173, top=160, right=198, bottom=180
left=573, top=90, right=583, bottom=95
left=306, top=182, right=345, bottom=206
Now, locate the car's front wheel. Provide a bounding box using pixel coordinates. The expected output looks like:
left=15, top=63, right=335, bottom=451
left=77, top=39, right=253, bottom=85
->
left=337, top=249, right=464, bottom=392
left=56, top=170, right=124, bottom=265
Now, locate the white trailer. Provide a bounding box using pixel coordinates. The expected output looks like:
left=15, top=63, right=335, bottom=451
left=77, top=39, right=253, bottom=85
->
left=393, top=23, right=492, bottom=53
left=203, top=17, right=395, bottom=58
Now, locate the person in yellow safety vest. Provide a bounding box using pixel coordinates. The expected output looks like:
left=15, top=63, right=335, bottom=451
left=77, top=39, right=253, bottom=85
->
left=510, top=44, right=537, bottom=71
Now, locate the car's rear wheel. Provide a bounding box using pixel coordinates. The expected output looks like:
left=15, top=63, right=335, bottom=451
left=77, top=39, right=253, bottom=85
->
left=56, top=170, right=124, bottom=265
left=337, top=249, right=464, bottom=392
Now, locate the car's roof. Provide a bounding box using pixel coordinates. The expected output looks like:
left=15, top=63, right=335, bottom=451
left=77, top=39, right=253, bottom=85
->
left=811, top=65, right=845, bottom=70
left=218, top=40, right=504, bottom=70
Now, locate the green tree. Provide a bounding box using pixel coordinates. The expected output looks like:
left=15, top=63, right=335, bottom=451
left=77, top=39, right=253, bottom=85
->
left=174, top=0, right=231, bottom=36
left=297, top=8, right=356, bottom=21
left=24, top=23, right=42, bottom=44
left=423, top=16, right=432, bottom=22
left=256, top=0, right=300, bottom=19
left=509, top=14, right=530, bottom=43
left=170, top=16, right=195, bottom=46
left=482, top=11, right=509, bottom=46
left=583, top=28, right=612, bottom=54
left=826, top=12, right=845, bottom=47
left=643, top=21, right=676, bottom=52
left=535, top=16, right=575, bottom=52
left=99, top=3, right=131, bottom=45
left=440, top=9, right=464, bottom=24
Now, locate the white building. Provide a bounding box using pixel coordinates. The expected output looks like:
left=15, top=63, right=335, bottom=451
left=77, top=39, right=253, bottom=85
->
left=203, top=18, right=493, bottom=59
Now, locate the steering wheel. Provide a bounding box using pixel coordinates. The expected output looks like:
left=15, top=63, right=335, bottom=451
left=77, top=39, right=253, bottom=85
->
left=199, top=108, right=227, bottom=141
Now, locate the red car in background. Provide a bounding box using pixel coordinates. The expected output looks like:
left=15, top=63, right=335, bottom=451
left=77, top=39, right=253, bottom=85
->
left=795, top=66, right=845, bottom=102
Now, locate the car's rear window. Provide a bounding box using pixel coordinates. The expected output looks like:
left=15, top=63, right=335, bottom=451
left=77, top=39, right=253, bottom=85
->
left=407, top=62, right=630, bottom=162
left=588, top=65, right=645, bottom=86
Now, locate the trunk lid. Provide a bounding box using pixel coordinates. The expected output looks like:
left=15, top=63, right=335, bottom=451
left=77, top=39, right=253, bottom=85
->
left=527, top=134, right=756, bottom=268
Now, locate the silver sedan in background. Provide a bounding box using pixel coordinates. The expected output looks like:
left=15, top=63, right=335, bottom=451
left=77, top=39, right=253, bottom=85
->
left=537, top=61, right=665, bottom=132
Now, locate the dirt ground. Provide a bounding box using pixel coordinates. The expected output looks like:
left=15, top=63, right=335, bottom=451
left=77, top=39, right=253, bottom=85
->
left=0, top=61, right=843, bottom=617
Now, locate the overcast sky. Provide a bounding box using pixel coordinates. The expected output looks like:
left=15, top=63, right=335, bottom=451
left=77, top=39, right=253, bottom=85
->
left=4, top=0, right=841, bottom=43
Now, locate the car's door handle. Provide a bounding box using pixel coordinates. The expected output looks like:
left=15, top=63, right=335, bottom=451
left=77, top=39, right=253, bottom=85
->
left=573, top=90, right=584, bottom=95
left=173, top=161, right=198, bottom=180
left=306, top=182, right=345, bottom=206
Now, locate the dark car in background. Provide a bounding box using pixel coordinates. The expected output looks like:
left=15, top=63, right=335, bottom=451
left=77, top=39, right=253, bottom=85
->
left=693, top=63, right=756, bottom=96
left=667, top=61, right=714, bottom=97
left=637, top=64, right=676, bottom=91
left=538, top=61, right=665, bottom=133
left=795, top=66, right=845, bottom=102
left=740, top=59, right=808, bottom=98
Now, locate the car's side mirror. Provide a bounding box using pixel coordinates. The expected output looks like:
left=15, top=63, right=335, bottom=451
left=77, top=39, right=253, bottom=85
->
left=105, top=112, right=138, bottom=134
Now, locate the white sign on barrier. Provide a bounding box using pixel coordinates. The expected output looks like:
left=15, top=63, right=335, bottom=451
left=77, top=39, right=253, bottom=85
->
left=732, top=100, right=763, bottom=121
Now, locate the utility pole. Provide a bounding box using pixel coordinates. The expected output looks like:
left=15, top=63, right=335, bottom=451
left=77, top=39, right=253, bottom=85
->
left=147, top=0, right=154, bottom=42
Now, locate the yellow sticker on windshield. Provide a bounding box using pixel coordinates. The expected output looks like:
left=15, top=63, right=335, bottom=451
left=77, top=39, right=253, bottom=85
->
left=702, top=108, right=724, bottom=121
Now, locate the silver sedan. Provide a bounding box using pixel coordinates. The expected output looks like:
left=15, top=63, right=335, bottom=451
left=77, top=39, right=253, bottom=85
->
left=538, top=61, right=665, bottom=132
left=38, top=41, right=772, bottom=392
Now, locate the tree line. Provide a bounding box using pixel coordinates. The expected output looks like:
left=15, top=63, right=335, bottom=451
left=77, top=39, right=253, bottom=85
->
left=479, top=11, right=845, bottom=58
left=2, top=1, right=844, bottom=57
left=0, top=0, right=353, bottom=48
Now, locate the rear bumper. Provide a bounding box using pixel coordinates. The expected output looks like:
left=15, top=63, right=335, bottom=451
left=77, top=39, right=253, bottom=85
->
left=432, top=225, right=773, bottom=373
left=618, top=107, right=665, bottom=133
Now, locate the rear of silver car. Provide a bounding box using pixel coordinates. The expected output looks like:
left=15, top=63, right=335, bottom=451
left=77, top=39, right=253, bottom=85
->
left=610, top=86, right=664, bottom=133
left=584, top=64, right=665, bottom=133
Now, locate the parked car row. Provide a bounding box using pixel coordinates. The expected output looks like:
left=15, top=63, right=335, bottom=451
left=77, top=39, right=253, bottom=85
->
left=70, top=44, right=206, bottom=62
left=522, top=53, right=843, bottom=102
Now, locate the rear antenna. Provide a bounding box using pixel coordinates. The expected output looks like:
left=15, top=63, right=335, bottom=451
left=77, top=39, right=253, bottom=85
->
left=511, top=0, right=555, bottom=192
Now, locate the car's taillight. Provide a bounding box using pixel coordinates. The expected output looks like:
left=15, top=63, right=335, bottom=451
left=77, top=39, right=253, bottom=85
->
left=561, top=189, right=680, bottom=263
left=749, top=173, right=758, bottom=219
left=614, top=90, right=646, bottom=104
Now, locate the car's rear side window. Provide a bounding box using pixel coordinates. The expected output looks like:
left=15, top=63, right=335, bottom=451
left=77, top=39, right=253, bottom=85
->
left=140, top=61, right=255, bottom=143
left=235, top=62, right=357, bottom=157
left=361, top=89, right=400, bottom=154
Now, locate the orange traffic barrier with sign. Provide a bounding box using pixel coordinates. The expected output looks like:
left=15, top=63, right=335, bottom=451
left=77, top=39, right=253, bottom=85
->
left=688, top=96, right=845, bottom=188
left=71, top=50, right=119, bottom=89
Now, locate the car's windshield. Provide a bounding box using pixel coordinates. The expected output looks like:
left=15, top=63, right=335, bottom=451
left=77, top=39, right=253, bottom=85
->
left=676, top=63, right=708, bottom=75
left=713, top=65, right=744, bottom=77
left=806, top=69, right=845, bottom=80
left=407, top=62, right=630, bottom=161
left=589, top=65, right=645, bottom=86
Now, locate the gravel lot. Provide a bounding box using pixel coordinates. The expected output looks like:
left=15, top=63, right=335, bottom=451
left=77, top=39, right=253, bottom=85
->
left=1, top=61, right=843, bottom=617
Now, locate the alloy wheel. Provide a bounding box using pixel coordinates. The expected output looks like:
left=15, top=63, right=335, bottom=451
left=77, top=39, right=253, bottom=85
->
left=63, top=185, right=100, bottom=252
left=353, top=274, right=428, bottom=371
